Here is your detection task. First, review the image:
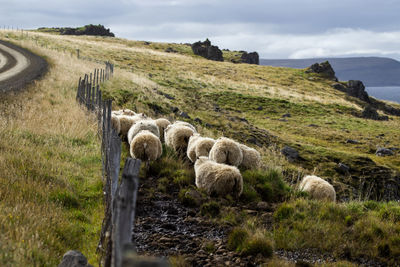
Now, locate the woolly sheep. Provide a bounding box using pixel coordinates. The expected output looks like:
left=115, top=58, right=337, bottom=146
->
left=112, top=109, right=136, bottom=116
left=209, top=137, right=243, bottom=166
left=187, top=134, right=215, bottom=162
left=111, top=114, right=121, bottom=134
left=299, top=175, right=336, bottom=202
left=127, top=119, right=160, bottom=144
left=164, top=124, right=195, bottom=154
left=194, top=156, right=243, bottom=198
left=155, top=118, right=171, bottom=142
left=173, top=120, right=197, bottom=133
left=118, top=113, right=147, bottom=137
left=130, top=130, right=162, bottom=162
left=239, top=144, right=261, bottom=169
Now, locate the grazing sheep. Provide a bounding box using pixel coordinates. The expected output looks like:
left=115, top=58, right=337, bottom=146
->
left=187, top=134, right=215, bottom=162
left=111, top=114, right=121, bottom=134
left=209, top=137, right=243, bottom=166
left=112, top=109, right=136, bottom=116
left=239, top=144, right=261, bottom=169
left=127, top=119, right=160, bottom=144
left=118, top=114, right=147, bottom=137
left=164, top=124, right=195, bottom=154
left=194, top=156, right=243, bottom=198
left=155, top=118, right=171, bottom=142
left=130, top=130, right=162, bottom=162
left=299, top=175, right=336, bottom=202
left=173, top=120, right=197, bottom=133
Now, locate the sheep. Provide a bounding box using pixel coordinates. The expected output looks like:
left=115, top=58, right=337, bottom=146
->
left=118, top=113, right=147, bottom=137
left=111, top=114, right=121, bottom=134
left=194, top=156, right=243, bottom=198
left=154, top=118, right=171, bottom=142
left=130, top=130, right=162, bottom=162
left=239, top=144, right=261, bottom=169
left=173, top=120, right=197, bottom=133
left=127, top=119, right=160, bottom=144
left=299, top=175, right=336, bottom=202
left=187, top=134, right=215, bottom=162
left=164, top=124, right=195, bottom=154
left=112, top=109, right=136, bottom=116
left=209, top=137, right=243, bottom=166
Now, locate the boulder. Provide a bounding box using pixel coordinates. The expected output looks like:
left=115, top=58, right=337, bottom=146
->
left=305, top=61, right=337, bottom=81
left=361, top=105, right=389, bottom=121
left=347, top=80, right=370, bottom=103
left=191, top=39, right=223, bottom=61
left=376, top=147, right=394, bottom=157
left=241, top=52, right=259, bottom=65
left=58, top=250, right=93, bottom=267
left=281, top=145, right=299, bottom=162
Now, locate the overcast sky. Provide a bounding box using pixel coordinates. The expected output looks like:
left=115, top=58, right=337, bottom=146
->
left=1, top=0, right=400, bottom=60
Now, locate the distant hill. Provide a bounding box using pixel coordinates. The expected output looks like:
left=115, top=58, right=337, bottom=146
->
left=260, top=57, right=400, bottom=87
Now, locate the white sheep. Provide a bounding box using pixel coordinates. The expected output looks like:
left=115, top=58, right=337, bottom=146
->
left=194, top=156, right=243, bottom=198
left=130, top=130, right=162, bottom=162
left=209, top=137, right=243, bottom=166
left=111, top=114, right=121, bottom=134
left=164, top=124, right=195, bottom=154
left=299, top=175, right=336, bottom=202
left=239, top=144, right=261, bottom=169
left=155, top=118, right=171, bottom=142
left=118, top=113, right=147, bottom=137
left=173, top=120, right=197, bottom=133
left=112, top=109, right=136, bottom=116
left=187, top=134, right=215, bottom=162
left=127, top=119, right=160, bottom=144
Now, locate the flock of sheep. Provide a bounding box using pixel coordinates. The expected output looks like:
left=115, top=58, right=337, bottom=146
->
left=111, top=109, right=336, bottom=202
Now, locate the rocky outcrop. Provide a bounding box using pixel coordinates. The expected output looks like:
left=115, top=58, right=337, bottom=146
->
left=361, top=105, right=388, bottom=121
left=58, top=250, right=93, bottom=267
left=281, top=146, right=299, bottom=162
left=347, top=80, right=370, bottom=103
left=60, top=24, right=114, bottom=37
left=305, top=61, right=337, bottom=81
left=241, top=52, right=259, bottom=65
left=191, top=39, right=223, bottom=62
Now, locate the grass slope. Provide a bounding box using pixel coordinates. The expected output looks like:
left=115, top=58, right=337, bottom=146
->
left=0, top=32, right=104, bottom=266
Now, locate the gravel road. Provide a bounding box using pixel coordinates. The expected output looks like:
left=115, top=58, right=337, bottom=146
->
left=0, top=40, right=47, bottom=93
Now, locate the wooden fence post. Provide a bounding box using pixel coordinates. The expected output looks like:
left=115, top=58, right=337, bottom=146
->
left=112, top=158, right=141, bottom=267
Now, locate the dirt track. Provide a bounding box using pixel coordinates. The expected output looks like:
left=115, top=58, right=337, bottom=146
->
left=0, top=40, right=47, bottom=93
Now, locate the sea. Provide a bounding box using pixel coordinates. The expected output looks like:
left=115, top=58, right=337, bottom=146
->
left=365, top=87, right=400, bottom=104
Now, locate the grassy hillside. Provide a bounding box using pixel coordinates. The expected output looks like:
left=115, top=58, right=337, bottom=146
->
left=0, top=32, right=104, bottom=266
left=0, top=30, right=399, bottom=265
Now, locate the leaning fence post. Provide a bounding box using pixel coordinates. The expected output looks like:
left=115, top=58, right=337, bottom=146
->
left=112, top=158, right=141, bottom=267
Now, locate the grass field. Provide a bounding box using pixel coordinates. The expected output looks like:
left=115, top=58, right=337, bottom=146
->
left=0, top=30, right=399, bottom=265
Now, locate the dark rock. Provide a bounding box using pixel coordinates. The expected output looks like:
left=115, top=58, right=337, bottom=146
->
left=241, top=52, right=259, bottom=65
left=191, top=39, right=223, bottom=61
left=332, top=83, right=347, bottom=92
left=347, top=80, right=370, bottom=102
left=179, top=111, right=190, bottom=119
left=58, top=250, right=92, bottom=267
left=281, top=146, right=299, bottom=162
left=256, top=106, right=263, bottom=111
left=247, top=136, right=262, bottom=147
left=376, top=147, right=394, bottom=157
left=60, top=24, right=114, bottom=37
left=165, top=47, right=177, bottom=53
left=337, top=163, right=350, bottom=174
left=361, top=105, right=389, bottom=120
left=305, top=61, right=337, bottom=81
left=213, top=104, right=221, bottom=112
left=156, top=90, right=175, bottom=100
left=239, top=117, right=248, bottom=123
left=144, top=41, right=151, bottom=45
left=282, top=113, right=291, bottom=118
left=346, top=139, right=360, bottom=144
left=194, top=118, right=203, bottom=124
left=308, top=124, right=319, bottom=127
left=171, top=107, right=179, bottom=113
